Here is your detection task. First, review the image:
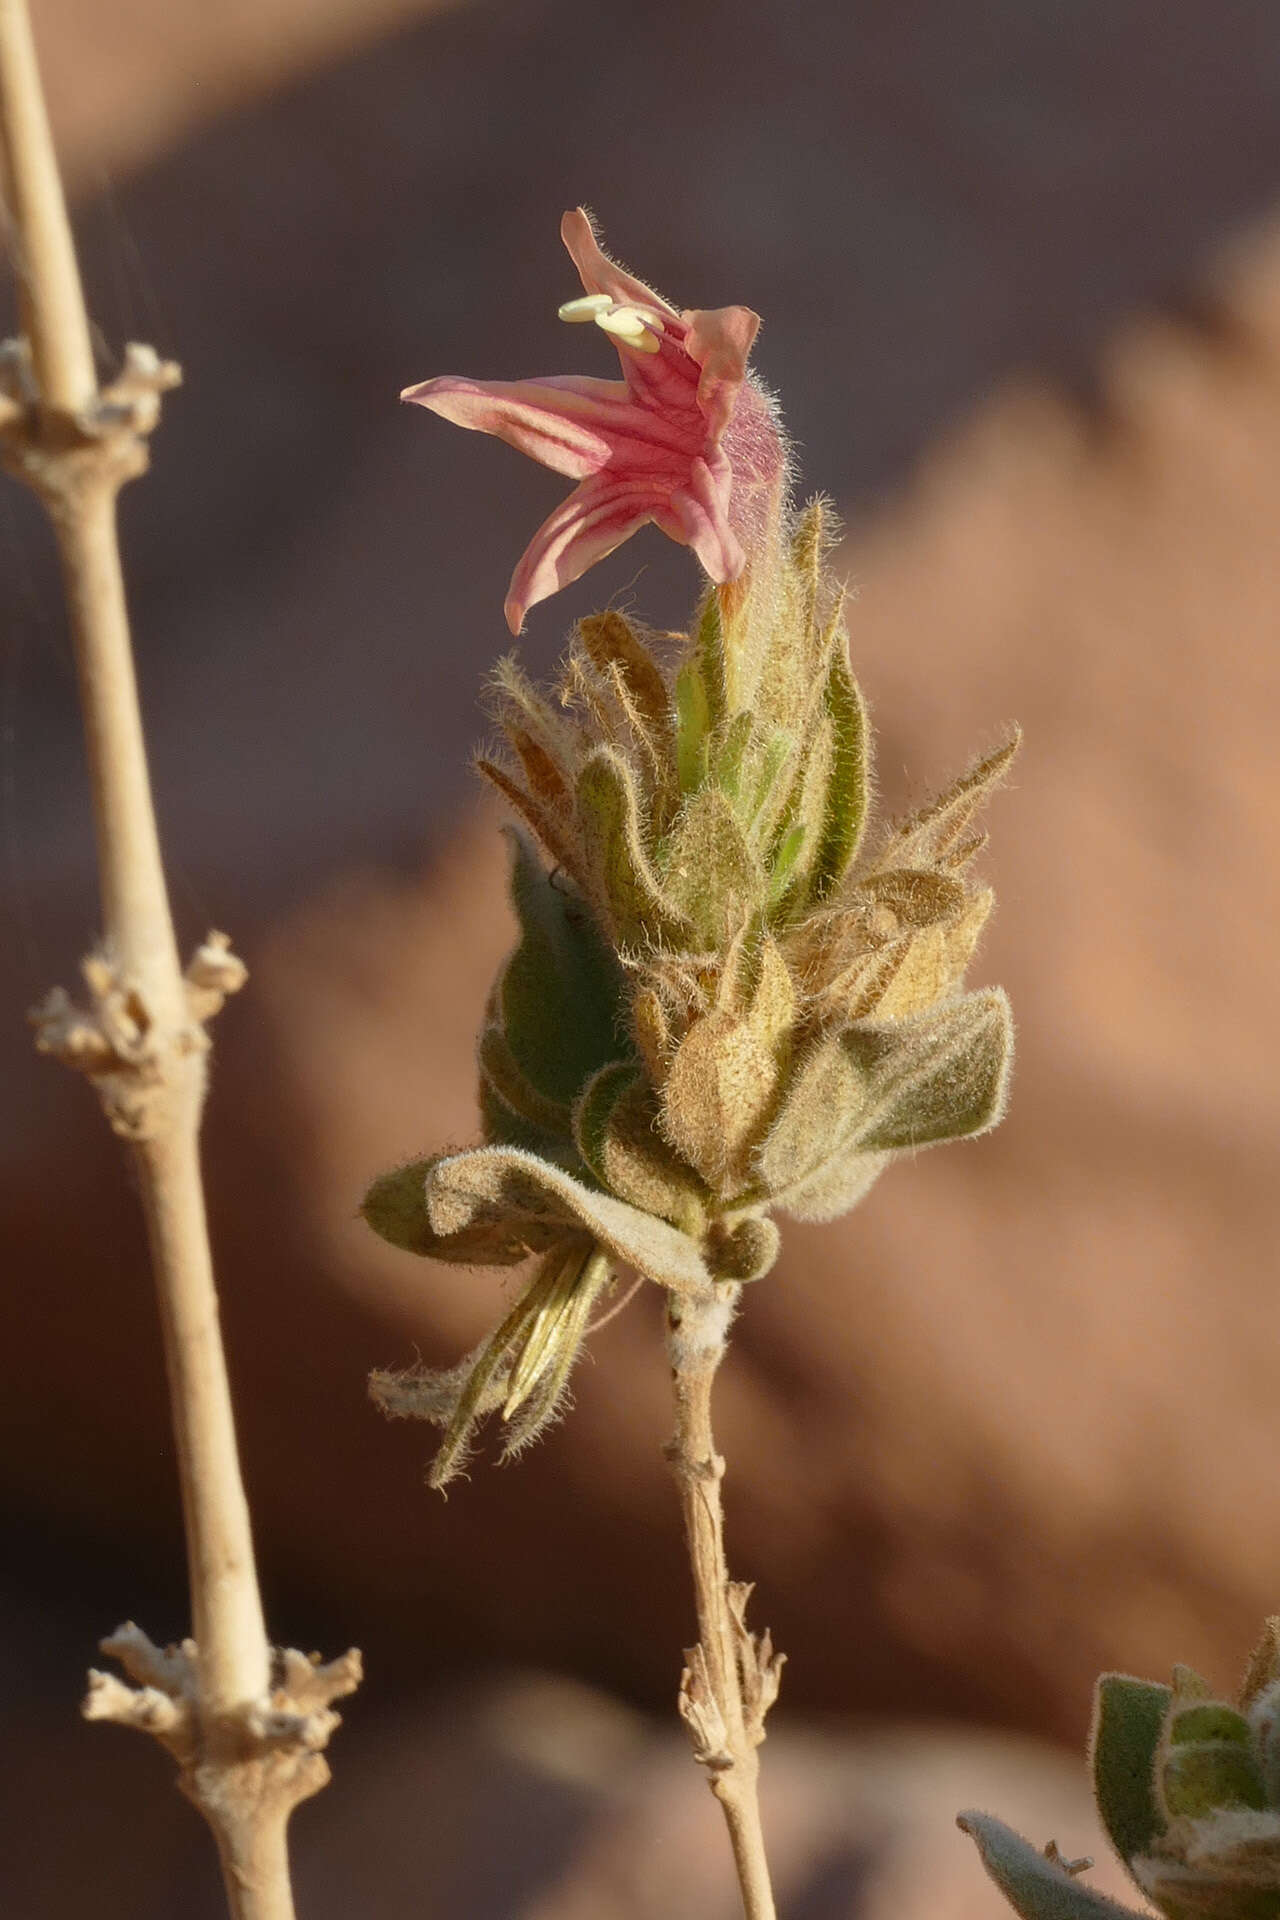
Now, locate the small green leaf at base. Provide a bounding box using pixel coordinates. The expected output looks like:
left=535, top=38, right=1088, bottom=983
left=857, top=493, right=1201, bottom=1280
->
left=958, top=1811, right=1147, bottom=1920
left=362, top=1158, right=559, bottom=1265
left=425, top=1145, right=711, bottom=1295
left=1091, top=1673, right=1173, bottom=1871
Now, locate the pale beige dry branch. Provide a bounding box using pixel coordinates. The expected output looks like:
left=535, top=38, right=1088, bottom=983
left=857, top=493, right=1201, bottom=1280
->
left=665, top=1285, right=784, bottom=1920
left=0, top=2, right=357, bottom=1913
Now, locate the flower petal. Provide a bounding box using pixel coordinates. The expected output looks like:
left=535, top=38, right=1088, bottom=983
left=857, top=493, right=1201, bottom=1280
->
left=683, top=304, right=760, bottom=443
left=561, top=207, right=679, bottom=321
left=662, top=455, right=745, bottom=583
left=505, top=473, right=669, bottom=633
left=402, top=374, right=620, bottom=480
left=402, top=213, right=785, bottom=620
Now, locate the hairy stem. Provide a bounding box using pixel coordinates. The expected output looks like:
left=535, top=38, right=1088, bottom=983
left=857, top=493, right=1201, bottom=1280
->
left=0, top=4, right=354, bottom=1913
left=666, top=1286, right=781, bottom=1920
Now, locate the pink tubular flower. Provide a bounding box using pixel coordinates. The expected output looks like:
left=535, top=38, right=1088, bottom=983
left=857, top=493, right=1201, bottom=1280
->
left=402, top=209, right=786, bottom=633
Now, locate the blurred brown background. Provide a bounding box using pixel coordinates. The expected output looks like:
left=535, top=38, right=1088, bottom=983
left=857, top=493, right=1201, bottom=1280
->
left=4, top=0, right=1280, bottom=1913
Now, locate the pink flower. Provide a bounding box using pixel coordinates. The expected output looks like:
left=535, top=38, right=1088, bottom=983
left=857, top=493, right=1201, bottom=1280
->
left=402, top=209, right=785, bottom=633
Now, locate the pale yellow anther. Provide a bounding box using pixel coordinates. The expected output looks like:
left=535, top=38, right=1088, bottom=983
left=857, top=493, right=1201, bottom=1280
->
left=558, top=293, right=612, bottom=322
left=596, top=306, right=662, bottom=354
left=596, top=305, right=647, bottom=338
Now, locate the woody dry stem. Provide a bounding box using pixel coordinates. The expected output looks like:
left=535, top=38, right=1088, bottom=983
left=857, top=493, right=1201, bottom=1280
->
left=0, top=4, right=357, bottom=1915
left=667, top=1286, right=782, bottom=1920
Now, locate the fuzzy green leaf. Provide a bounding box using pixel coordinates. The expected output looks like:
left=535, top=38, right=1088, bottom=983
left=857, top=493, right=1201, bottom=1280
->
left=425, top=1145, right=710, bottom=1295
left=850, top=988, right=1013, bottom=1153
left=478, top=1025, right=572, bottom=1138
left=479, top=1075, right=576, bottom=1162
left=755, top=1033, right=868, bottom=1199
left=662, top=1009, right=782, bottom=1197
left=1161, top=1746, right=1268, bottom=1819
left=692, top=589, right=728, bottom=732
left=745, top=727, right=798, bottom=847
left=674, top=661, right=712, bottom=793
left=769, top=1142, right=889, bottom=1223
left=1241, top=1621, right=1280, bottom=1709
left=711, top=710, right=755, bottom=803
left=790, top=496, right=829, bottom=626
left=958, top=1813, right=1147, bottom=1920
left=573, top=1060, right=706, bottom=1230
left=362, top=1158, right=560, bottom=1265
left=577, top=611, right=671, bottom=741
left=704, top=1214, right=780, bottom=1283
left=767, top=710, right=833, bottom=918
left=477, top=756, right=575, bottom=874
left=884, top=733, right=1019, bottom=871
left=662, top=787, right=764, bottom=948
left=858, top=867, right=969, bottom=929
left=766, top=823, right=807, bottom=907
left=1170, top=1707, right=1255, bottom=1749
left=577, top=747, right=692, bottom=950
left=499, top=828, right=626, bottom=1103
left=1092, top=1675, right=1172, bottom=1874
left=1136, top=1859, right=1280, bottom=1920
left=807, top=643, right=869, bottom=902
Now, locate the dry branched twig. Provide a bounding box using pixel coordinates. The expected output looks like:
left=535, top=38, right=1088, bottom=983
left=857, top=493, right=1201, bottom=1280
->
left=0, top=2, right=358, bottom=1912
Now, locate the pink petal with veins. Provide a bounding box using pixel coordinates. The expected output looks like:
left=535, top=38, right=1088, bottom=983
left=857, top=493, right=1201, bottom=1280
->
left=667, top=456, right=745, bottom=581
left=560, top=208, right=679, bottom=320
left=403, top=375, right=614, bottom=480
left=683, top=305, right=760, bottom=444
left=504, top=475, right=669, bottom=634
left=401, top=211, right=788, bottom=628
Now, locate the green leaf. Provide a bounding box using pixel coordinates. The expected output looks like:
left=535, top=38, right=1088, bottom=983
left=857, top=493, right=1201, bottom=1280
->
left=691, top=588, right=728, bottom=733
left=858, top=867, right=968, bottom=929
left=1161, top=1741, right=1267, bottom=1818
left=850, top=987, right=1013, bottom=1153
left=479, top=1074, right=575, bottom=1163
left=885, top=733, right=1019, bottom=871
left=499, top=827, right=627, bottom=1103
left=577, top=748, right=693, bottom=950
left=768, top=1140, right=888, bottom=1223
left=755, top=1033, right=868, bottom=1198
left=704, top=1214, right=780, bottom=1282
left=425, top=1145, right=711, bottom=1295
left=1169, top=1706, right=1254, bottom=1748
left=478, top=1025, right=572, bottom=1138
left=711, top=710, right=755, bottom=803
left=808, top=643, right=869, bottom=902
left=766, top=823, right=807, bottom=907
left=1240, top=1620, right=1280, bottom=1708
left=674, top=661, right=712, bottom=793
left=661, top=787, right=764, bottom=947
left=361, top=1158, right=560, bottom=1265
left=958, top=1812, right=1147, bottom=1920
left=745, top=727, right=797, bottom=846
left=1092, top=1674, right=1172, bottom=1871
left=573, top=1060, right=706, bottom=1230
left=577, top=611, right=671, bottom=741
left=661, top=1008, right=781, bottom=1197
